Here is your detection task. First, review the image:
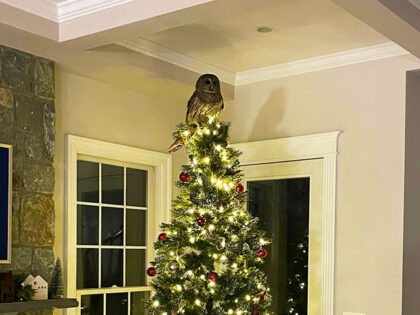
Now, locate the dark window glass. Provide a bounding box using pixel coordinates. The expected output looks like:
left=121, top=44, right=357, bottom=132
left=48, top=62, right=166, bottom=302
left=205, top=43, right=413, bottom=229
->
left=131, top=291, right=150, bottom=315
left=248, top=177, right=309, bottom=315
left=101, top=207, right=123, bottom=246
left=77, top=205, right=99, bottom=245
left=77, top=248, right=98, bottom=289
left=106, top=293, right=128, bottom=315
left=102, top=164, right=124, bottom=205
left=126, top=168, right=147, bottom=207
left=126, top=249, right=146, bottom=286
left=81, top=294, right=103, bottom=315
left=126, top=210, right=146, bottom=246
left=77, top=161, right=99, bottom=202
left=101, top=249, right=123, bottom=287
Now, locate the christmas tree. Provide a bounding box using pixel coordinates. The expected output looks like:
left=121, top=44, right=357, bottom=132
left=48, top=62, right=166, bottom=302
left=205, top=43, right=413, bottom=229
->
left=147, top=117, right=272, bottom=314
left=49, top=257, right=64, bottom=298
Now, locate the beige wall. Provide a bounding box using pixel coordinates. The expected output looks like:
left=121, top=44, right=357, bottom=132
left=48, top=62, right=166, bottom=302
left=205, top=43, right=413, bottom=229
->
left=172, top=54, right=420, bottom=315
left=53, top=70, right=186, bottom=287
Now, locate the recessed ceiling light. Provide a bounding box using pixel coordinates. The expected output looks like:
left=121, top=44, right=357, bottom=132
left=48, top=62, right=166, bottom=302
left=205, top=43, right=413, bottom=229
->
left=257, top=26, right=272, bottom=33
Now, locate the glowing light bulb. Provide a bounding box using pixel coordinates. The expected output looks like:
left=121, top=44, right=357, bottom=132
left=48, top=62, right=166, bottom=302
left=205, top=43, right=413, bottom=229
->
left=217, top=180, right=222, bottom=187
left=197, top=130, right=203, bottom=136
left=183, top=130, right=190, bottom=136
left=245, top=295, right=251, bottom=301
left=189, top=237, right=195, bottom=243
left=232, top=263, right=238, bottom=269
left=219, top=206, right=224, bottom=213
left=216, top=144, right=222, bottom=151
left=153, top=300, right=160, bottom=307
left=212, top=253, right=218, bottom=259
left=176, top=284, right=182, bottom=292
left=209, top=224, right=215, bottom=231
left=186, top=270, right=193, bottom=276
left=188, top=209, right=194, bottom=214
left=170, top=251, right=175, bottom=256
left=228, top=310, right=234, bottom=314
left=221, top=255, right=227, bottom=261
left=203, top=157, right=210, bottom=164
left=213, top=130, right=217, bottom=135
left=216, top=123, right=221, bottom=128
left=209, top=281, right=215, bottom=287
left=187, top=227, right=192, bottom=232
left=200, top=274, right=205, bottom=280
left=211, top=177, right=216, bottom=183
left=193, top=158, right=198, bottom=165
left=209, top=116, right=214, bottom=123
left=228, top=216, right=234, bottom=222
left=195, top=299, right=201, bottom=306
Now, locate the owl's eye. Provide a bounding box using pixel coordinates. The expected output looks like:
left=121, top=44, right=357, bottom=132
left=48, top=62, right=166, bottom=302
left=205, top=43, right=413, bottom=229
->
left=205, top=79, right=211, bottom=85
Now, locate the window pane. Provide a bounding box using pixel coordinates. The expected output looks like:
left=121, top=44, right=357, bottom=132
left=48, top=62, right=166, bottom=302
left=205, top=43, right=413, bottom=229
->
left=126, top=168, right=147, bottom=207
left=101, top=249, right=123, bottom=287
left=102, top=164, right=124, bottom=205
left=126, top=249, right=146, bottom=286
left=81, top=294, right=103, bottom=315
left=77, top=205, right=99, bottom=245
left=126, top=209, right=146, bottom=246
left=77, top=161, right=99, bottom=202
left=248, top=177, right=309, bottom=315
left=106, top=293, right=128, bottom=315
left=101, top=207, right=123, bottom=246
left=77, top=248, right=98, bottom=289
left=131, top=291, right=150, bottom=315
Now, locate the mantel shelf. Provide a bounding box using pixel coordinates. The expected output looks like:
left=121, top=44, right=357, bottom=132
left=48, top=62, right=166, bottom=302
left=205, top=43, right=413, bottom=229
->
left=0, top=298, right=78, bottom=314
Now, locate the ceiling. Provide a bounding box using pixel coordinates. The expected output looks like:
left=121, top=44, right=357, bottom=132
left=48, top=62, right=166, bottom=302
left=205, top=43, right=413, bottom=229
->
left=130, top=0, right=389, bottom=73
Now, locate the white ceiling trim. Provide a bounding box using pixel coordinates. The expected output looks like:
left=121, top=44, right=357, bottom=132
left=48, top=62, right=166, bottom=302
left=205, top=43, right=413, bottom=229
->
left=235, top=42, right=409, bottom=85
left=118, top=39, right=409, bottom=86
left=57, top=0, right=134, bottom=22
left=0, top=0, right=134, bottom=22
left=117, top=38, right=237, bottom=85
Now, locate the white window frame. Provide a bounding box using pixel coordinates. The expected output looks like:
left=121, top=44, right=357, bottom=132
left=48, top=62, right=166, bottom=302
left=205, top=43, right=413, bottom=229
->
left=232, top=131, right=339, bottom=315
left=65, top=135, right=171, bottom=315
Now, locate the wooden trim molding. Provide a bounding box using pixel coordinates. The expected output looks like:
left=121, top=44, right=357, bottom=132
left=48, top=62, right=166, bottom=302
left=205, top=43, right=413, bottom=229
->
left=65, top=135, right=171, bottom=314
left=232, top=131, right=339, bottom=315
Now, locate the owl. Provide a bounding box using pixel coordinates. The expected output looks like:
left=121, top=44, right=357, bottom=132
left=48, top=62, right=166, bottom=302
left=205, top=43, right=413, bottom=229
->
left=185, top=73, right=224, bottom=124
left=168, top=74, right=224, bottom=152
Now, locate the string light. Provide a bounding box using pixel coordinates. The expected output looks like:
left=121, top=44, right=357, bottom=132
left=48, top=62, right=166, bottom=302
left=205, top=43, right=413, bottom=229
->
left=203, top=157, right=210, bottom=164
left=195, top=299, right=201, bottom=306
left=189, top=237, right=195, bottom=244
left=153, top=300, right=160, bottom=307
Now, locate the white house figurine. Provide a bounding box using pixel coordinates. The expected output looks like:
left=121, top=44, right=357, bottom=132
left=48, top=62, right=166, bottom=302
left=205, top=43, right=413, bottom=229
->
left=22, top=275, right=48, bottom=300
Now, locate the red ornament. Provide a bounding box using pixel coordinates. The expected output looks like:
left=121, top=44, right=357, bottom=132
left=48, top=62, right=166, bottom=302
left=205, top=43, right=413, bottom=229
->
left=146, top=267, right=157, bottom=277
left=251, top=309, right=260, bottom=315
left=259, top=294, right=265, bottom=302
left=208, top=272, right=219, bottom=282
left=158, top=233, right=167, bottom=241
left=179, top=172, right=190, bottom=182
left=196, top=216, right=206, bottom=226
left=257, top=248, right=268, bottom=259
left=236, top=183, right=244, bottom=193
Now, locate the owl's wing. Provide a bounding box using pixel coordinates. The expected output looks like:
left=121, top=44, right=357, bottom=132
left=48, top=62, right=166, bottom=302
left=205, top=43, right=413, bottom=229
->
left=186, top=91, right=200, bottom=123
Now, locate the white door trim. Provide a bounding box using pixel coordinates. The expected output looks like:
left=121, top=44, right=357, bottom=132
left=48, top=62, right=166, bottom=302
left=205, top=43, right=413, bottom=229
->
left=65, top=135, right=172, bottom=314
left=232, top=131, right=339, bottom=315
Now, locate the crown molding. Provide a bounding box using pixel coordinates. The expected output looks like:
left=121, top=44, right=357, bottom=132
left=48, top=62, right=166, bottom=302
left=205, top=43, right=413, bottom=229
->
left=117, top=39, right=237, bottom=85
left=0, top=0, right=134, bottom=22
left=235, top=42, right=409, bottom=85
left=118, top=40, right=409, bottom=86
left=57, top=0, right=134, bottom=22
left=408, top=0, right=420, bottom=10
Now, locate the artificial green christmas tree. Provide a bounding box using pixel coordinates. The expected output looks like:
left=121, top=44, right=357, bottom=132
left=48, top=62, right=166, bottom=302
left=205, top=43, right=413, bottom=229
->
left=147, top=117, right=272, bottom=314
left=49, top=257, right=64, bottom=298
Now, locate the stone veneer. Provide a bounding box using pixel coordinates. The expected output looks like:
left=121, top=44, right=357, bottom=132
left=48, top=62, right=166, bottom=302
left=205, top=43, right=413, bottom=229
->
left=0, top=45, right=56, bottom=310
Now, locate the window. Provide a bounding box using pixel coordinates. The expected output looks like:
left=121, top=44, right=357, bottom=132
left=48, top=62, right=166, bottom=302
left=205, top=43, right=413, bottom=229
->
left=66, top=136, right=171, bottom=315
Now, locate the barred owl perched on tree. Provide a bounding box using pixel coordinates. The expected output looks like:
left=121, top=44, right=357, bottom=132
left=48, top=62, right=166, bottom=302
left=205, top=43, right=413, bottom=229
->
left=168, top=74, right=224, bottom=152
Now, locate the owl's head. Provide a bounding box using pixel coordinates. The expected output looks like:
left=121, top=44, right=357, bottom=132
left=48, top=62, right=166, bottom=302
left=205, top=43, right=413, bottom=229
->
left=196, top=74, right=221, bottom=94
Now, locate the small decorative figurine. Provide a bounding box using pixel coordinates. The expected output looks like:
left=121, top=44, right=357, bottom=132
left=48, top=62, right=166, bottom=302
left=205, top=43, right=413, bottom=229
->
left=22, top=275, right=48, bottom=300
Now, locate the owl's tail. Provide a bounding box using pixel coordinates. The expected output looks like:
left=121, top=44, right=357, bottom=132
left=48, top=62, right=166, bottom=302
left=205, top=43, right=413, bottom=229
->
left=168, top=128, right=196, bottom=152
left=168, top=137, right=184, bottom=152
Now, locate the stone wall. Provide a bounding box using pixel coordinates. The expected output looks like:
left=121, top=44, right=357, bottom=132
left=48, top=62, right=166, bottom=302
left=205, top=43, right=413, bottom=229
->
left=0, top=45, right=55, bottom=290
